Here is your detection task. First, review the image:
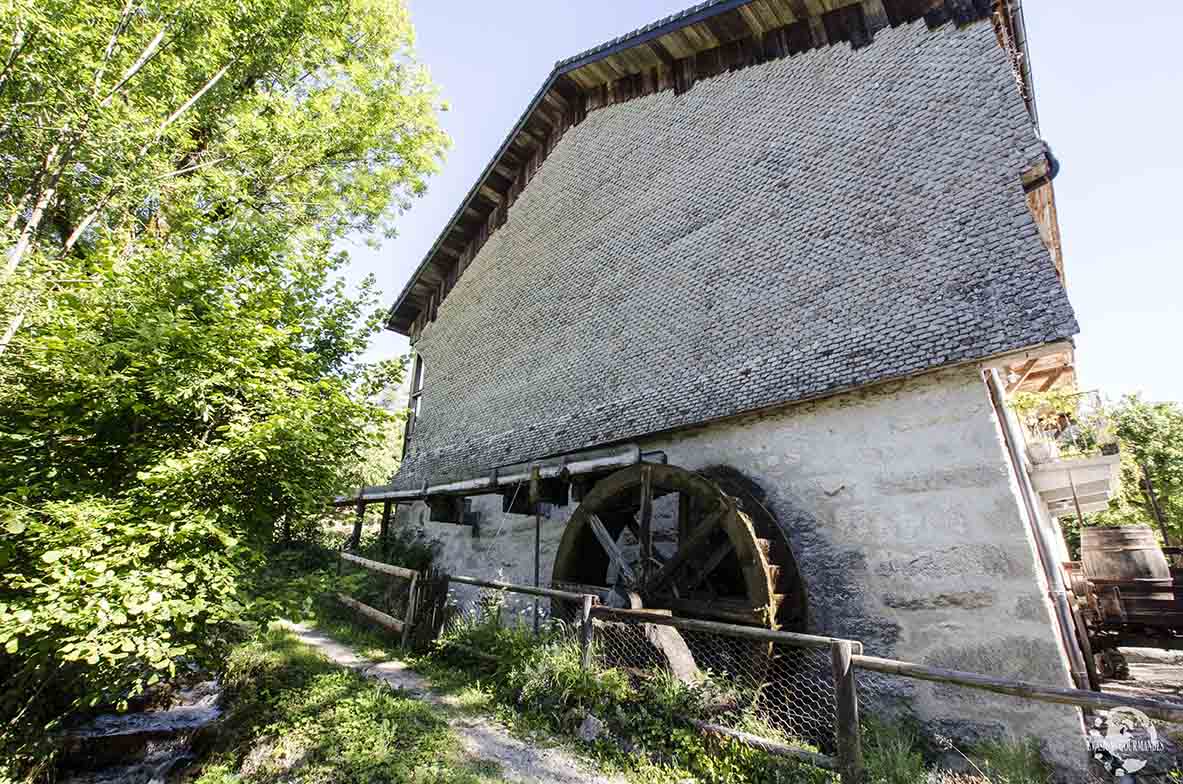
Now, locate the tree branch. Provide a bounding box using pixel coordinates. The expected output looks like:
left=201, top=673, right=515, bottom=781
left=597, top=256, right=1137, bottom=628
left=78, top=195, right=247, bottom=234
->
left=99, top=27, right=167, bottom=108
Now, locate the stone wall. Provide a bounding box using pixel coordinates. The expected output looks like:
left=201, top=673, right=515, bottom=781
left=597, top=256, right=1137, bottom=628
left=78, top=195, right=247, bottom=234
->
left=398, top=364, right=1085, bottom=770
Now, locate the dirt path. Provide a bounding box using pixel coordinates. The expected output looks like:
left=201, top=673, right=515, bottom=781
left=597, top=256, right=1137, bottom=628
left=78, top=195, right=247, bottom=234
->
left=282, top=623, right=625, bottom=784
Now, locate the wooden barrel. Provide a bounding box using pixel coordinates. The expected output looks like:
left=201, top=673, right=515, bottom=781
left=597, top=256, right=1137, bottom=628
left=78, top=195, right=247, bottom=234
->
left=1081, top=525, right=1171, bottom=584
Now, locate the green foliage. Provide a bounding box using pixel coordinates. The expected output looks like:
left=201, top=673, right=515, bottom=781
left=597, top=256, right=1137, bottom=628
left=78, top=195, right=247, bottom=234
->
left=195, top=628, right=499, bottom=783
left=1010, top=389, right=1083, bottom=434
left=863, top=719, right=927, bottom=784
left=1090, top=395, right=1183, bottom=536
left=427, top=616, right=831, bottom=784
left=0, top=0, right=446, bottom=771
left=970, top=738, right=1049, bottom=784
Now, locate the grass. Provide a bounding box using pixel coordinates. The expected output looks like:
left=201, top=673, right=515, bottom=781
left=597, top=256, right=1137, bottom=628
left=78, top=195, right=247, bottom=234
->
left=404, top=614, right=837, bottom=784
left=190, top=627, right=507, bottom=784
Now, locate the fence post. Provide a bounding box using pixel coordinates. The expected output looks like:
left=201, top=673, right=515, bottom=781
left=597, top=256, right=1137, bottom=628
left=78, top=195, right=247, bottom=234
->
left=401, top=571, right=419, bottom=650
left=831, top=640, right=864, bottom=784
left=579, top=595, right=595, bottom=670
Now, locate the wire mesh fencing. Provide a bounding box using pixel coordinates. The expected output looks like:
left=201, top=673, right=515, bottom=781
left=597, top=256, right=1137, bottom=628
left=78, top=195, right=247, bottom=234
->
left=592, top=611, right=843, bottom=753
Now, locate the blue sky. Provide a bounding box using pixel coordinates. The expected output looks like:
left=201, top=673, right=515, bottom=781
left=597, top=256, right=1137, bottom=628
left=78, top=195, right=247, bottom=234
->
left=344, top=1, right=1182, bottom=403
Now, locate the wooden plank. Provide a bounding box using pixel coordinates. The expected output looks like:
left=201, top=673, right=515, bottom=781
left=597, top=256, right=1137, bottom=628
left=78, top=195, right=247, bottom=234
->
left=336, top=593, right=404, bottom=634
left=340, top=552, right=418, bottom=581
left=684, top=540, right=736, bottom=591
left=691, top=720, right=837, bottom=770
left=449, top=573, right=596, bottom=603
left=645, top=501, right=730, bottom=594
left=592, top=606, right=855, bottom=650
left=589, top=513, right=637, bottom=584
left=639, top=465, right=654, bottom=584
left=851, top=654, right=1183, bottom=724
left=646, top=596, right=764, bottom=625
left=402, top=572, right=418, bottom=649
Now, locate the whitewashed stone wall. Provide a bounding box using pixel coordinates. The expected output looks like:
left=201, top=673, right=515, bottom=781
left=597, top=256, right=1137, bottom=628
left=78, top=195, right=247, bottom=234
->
left=398, top=364, right=1085, bottom=770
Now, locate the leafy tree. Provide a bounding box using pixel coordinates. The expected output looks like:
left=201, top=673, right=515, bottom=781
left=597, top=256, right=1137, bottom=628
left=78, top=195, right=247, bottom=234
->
left=0, top=0, right=446, bottom=770
left=1090, top=396, right=1183, bottom=539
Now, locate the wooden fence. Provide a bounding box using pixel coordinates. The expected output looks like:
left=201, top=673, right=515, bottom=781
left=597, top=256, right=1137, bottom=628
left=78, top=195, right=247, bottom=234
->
left=335, top=551, right=419, bottom=648
left=327, top=558, right=1183, bottom=784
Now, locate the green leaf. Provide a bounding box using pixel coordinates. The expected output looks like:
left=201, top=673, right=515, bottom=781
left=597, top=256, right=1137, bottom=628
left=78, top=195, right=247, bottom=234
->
left=5, top=638, right=17, bottom=654
left=41, top=550, right=63, bottom=563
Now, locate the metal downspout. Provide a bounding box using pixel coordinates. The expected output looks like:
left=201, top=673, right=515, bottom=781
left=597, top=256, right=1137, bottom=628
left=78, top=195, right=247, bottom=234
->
left=1009, top=0, right=1040, bottom=132
left=985, top=369, right=1091, bottom=690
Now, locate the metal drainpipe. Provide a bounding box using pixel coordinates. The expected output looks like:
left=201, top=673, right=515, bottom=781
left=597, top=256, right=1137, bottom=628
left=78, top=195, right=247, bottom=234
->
left=1009, top=0, right=1040, bottom=131
left=985, top=369, right=1092, bottom=690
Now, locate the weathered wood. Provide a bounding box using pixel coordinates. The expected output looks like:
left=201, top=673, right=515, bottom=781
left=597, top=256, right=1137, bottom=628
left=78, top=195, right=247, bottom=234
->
left=336, top=593, right=404, bottom=634
left=580, top=594, right=595, bottom=670
left=677, top=492, right=692, bottom=542
left=647, top=596, right=764, bottom=625
left=401, top=572, right=419, bottom=649
left=340, top=552, right=419, bottom=581
left=851, top=654, right=1183, bottom=724
left=588, top=513, right=637, bottom=584
left=645, top=501, right=730, bottom=593
left=832, top=641, right=865, bottom=783
left=592, top=606, right=854, bottom=650
left=689, top=720, right=836, bottom=770
left=449, top=574, right=595, bottom=603
left=639, top=465, right=654, bottom=585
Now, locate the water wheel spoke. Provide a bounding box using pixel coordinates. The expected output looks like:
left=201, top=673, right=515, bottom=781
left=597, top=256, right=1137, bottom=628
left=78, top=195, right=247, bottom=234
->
left=588, top=512, right=637, bottom=585
left=638, top=465, right=654, bottom=584
left=645, top=500, right=731, bottom=594
left=684, top=539, right=736, bottom=592
left=552, top=463, right=801, bottom=631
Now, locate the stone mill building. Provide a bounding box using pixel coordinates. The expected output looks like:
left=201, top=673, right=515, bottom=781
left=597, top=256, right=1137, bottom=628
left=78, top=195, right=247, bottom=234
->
left=356, top=0, right=1113, bottom=769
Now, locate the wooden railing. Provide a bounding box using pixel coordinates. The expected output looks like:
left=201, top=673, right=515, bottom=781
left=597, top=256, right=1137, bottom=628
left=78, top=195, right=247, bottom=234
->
left=327, top=557, right=1183, bottom=783
left=335, top=551, right=419, bottom=648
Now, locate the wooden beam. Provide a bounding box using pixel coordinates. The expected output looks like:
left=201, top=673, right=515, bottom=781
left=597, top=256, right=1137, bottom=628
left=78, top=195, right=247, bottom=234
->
left=691, top=720, right=837, bottom=770
left=852, top=654, right=1183, bottom=724
left=1005, top=357, right=1039, bottom=393
left=589, top=513, right=637, bottom=585
left=340, top=552, right=418, bottom=581
left=591, top=605, right=852, bottom=650
left=646, top=501, right=730, bottom=594
left=639, top=465, right=653, bottom=584
left=336, top=593, right=404, bottom=633
left=1038, top=367, right=1067, bottom=392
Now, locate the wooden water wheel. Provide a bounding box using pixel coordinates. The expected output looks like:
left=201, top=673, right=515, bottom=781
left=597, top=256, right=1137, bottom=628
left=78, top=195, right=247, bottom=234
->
left=551, top=463, right=805, bottom=629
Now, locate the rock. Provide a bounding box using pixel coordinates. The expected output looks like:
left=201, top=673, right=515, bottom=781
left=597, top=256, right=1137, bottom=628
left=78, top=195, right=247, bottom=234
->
left=577, top=714, right=606, bottom=743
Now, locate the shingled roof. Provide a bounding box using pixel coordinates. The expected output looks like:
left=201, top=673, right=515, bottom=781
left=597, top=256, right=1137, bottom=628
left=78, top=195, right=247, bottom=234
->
left=390, top=14, right=1076, bottom=491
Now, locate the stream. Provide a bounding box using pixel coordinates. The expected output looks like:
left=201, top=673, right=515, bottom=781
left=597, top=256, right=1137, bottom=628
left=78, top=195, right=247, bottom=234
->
left=58, top=679, right=222, bottom=784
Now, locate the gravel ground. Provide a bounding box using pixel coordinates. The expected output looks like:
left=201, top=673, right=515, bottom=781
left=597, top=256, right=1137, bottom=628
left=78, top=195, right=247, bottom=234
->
left=1095, top=648, right=1183, bottom=780
left=282, top=623, right=625, bottom=784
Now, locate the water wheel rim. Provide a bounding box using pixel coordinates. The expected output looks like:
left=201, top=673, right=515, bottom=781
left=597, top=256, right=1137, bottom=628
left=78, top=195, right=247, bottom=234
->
left=552, top=463, right=780, bottom=627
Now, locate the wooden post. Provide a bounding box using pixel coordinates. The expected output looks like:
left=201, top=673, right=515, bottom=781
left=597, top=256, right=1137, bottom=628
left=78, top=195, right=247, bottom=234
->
left=402, top=572, right=419, bottom=649
left=380, top=500, right=393, bottom=557
left=579, top=594, right=595, bottom=670
left=831, top=640, right=864, bottom=784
